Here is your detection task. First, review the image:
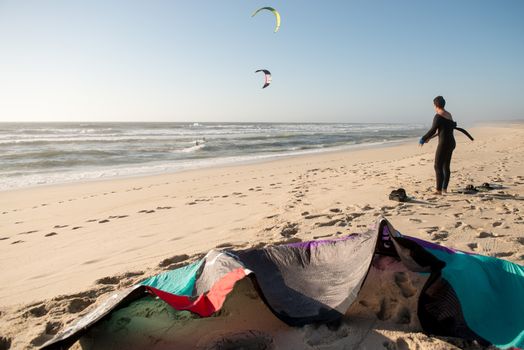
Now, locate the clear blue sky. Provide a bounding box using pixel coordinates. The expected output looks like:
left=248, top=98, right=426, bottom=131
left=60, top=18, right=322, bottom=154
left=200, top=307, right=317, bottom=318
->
left=0, top=0, right=523, bottom=123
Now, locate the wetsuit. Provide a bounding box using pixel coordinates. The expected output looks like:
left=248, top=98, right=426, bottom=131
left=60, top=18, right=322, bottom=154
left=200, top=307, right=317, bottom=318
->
left=420, top=114, right=456, bottom=191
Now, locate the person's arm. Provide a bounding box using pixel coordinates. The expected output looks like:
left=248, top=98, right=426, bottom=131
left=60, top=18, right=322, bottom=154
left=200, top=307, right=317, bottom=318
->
left=455, top=127, right=474, bottom=141
left=419, top=115, right=439, bottom=145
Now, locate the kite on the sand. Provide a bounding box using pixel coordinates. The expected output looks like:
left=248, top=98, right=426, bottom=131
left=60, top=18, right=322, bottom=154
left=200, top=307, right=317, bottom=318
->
left=42, top=218, right=524, bottom=350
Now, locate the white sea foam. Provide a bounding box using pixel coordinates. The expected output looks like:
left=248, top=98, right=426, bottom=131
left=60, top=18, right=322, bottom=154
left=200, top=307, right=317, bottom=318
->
left=171, top=143, right=206, bottom=153
left=0, top=138, right=415, bottom=191
left=0, top=122, right=427, bottom=191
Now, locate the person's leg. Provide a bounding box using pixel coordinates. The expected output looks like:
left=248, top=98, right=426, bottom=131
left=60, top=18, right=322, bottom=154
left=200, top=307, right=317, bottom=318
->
left=442, top=148, right=454, bottom=192
left=434, top=147, right=444, bottom=194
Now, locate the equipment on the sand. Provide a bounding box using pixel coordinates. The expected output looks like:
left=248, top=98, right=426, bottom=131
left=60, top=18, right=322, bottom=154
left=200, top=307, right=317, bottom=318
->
left=389, top=188, right=409, bottom=202
left=41, top=218, right=524, bottom=350
left=456, top=184, right=480, bottom=194
left=455, top=183, right=505, bottom=194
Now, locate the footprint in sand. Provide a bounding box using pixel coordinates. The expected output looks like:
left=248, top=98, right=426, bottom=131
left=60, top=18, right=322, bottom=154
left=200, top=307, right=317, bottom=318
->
left=478, top=231, right=495, bottom=238
left=44, top=321, right=62, bottom=336
left=394, top=272, right=416, bottom=298
left=96, top=276, right=121, bottom=285
left=11, top=240, right=24, bottom=244
left=303, top=323, right=349, bottom=347
left=158, top=254, right=190, bottom=268
left=376, top=297, right=397, bottom=321
left=494, top=252, right=514, bottom=258
left=431, top=231, right=449, bottom=241
left=24, top=304, right=48, bottom=318
left=276, top=237, right=302, bottom=245
left=316, top=219, right=343, bottom=227
left=215, top=242, right=235, bottom=249
left=395, top=306, right=412, bottom=325
left=280, top=223, right=299, bottom=237
left=19, top=230, right=38, bottom=235
left=467, top=242, right=478, bottom=251
left=313, top=234, right=335, bottom=239
left=54, top=225, right=68, bottom=229
left=45, top=232, right=58, bottom=237
left=198, top=330, right=274, bottom=350
left=72, top=226, right=82, bottom=230
left=423, top=226, right=439, bottom=234
left=304, top=214, right=330, bottom=220
left=0, top=337, right=12, bottom=350
left=0, top=237, right=9, bottom=240
left=67, top=298, right=94, bottom=313
left=98, top=219, right=110, bottom=224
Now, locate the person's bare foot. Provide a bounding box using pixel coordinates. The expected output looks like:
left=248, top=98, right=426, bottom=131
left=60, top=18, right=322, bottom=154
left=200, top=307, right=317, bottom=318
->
left=433, top=190, right=442, bottom=195
left=442, top=189, right=448, bottom=194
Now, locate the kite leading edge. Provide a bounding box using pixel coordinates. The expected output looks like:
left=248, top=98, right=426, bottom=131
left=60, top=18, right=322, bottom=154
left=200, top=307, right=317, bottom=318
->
left=251, top=7, right=281, bottom=33
left=255, top=69, right=272, bottom=89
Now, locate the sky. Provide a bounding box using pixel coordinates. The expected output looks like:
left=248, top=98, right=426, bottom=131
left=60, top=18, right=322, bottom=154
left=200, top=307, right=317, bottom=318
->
left=0, top=0, right=523, bottom=123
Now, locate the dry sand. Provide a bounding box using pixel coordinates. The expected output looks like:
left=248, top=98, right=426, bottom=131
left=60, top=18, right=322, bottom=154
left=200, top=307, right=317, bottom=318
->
left=0, top=124, right=523, bottom=349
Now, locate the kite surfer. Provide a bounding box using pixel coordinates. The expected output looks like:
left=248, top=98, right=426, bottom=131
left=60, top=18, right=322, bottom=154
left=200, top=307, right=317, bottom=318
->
left=195, top=138, right=206, bottom=147
left=419, top=96, right=473, bottom=195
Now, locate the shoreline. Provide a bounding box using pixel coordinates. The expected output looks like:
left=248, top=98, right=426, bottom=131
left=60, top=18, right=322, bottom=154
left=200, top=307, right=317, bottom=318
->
left=0, top=136, right=419, bottom=194
left=6, top=120, right=519, bottom=193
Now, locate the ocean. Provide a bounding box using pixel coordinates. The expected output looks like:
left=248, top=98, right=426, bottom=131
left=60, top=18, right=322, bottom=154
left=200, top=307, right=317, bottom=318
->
left=0, top=122, right=426, bottom=191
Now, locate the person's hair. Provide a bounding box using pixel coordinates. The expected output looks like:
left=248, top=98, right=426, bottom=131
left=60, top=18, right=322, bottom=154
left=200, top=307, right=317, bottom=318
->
left=433, top=96, right=446, bottom=108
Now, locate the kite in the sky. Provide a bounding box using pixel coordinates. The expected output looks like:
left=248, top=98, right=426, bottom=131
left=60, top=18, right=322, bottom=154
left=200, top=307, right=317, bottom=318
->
left=251, top=7, right=281, bottom=33
left=255, top=69, right=272, bottom=89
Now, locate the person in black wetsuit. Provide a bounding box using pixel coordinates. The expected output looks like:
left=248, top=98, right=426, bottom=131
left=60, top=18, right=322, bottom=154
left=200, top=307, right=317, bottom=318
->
left=419, top=96, right=457, bottom=195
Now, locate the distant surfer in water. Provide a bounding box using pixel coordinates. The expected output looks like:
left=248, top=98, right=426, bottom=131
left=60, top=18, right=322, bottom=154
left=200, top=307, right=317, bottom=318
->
left=419, top=96, right=474, bottom=195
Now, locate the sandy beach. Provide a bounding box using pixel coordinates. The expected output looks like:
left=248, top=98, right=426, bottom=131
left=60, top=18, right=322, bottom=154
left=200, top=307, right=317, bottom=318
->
left=0, top=124, right=523, bottom=349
